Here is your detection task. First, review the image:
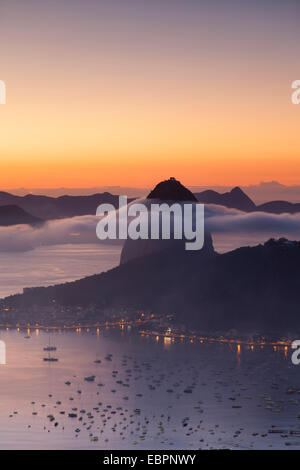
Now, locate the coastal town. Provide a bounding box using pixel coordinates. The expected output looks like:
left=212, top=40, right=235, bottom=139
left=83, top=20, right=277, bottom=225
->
left=0, top=298, right=293, bottom=350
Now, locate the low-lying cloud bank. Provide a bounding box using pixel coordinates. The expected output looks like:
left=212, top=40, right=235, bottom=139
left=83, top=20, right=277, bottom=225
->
left=205, top=204, right=300, bottom=235
left=0, top=215, right=105, bottom=252
left=0, top=204, right=300, bottom=252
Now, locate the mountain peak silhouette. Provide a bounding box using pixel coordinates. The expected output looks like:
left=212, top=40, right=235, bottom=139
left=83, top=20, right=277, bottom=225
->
left=231, top=186, right=244, bottom=195
left=195, top=186, right=256, bottom=212
left=120, top=177, right=213, bottom=264
left=147, top=177, right=197, bottom=201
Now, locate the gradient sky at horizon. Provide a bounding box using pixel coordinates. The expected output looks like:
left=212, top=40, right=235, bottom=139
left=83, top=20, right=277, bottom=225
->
left=0, top=0, right=299, bottom=188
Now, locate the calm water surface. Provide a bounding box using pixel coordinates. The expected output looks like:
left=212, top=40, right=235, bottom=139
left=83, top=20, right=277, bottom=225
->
left=0, top=244, right=121, bottom=298
left=0, top=327, right=299, bottom=450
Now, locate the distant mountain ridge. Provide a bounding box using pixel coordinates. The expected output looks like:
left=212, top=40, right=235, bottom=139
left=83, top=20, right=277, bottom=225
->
left=6, top=181, right=300, bottom=203
left=195, top=187, right=300, bottom=214
left=195, top=186, right=256, bottom=212
left=257, top=200, right=300, bottom=214
left=0, top=205, right=42, bottom=226
left=0, top=191, right=135, bottom=220
left=0, top=183, right=300, bottom=227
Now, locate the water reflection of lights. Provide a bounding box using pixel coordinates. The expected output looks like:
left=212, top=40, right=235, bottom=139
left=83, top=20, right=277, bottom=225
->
left=284, top=346, right=288, bottom=358
left=237, top=344, right=241, bottom=365
left=0, top=322, right=293, bottom=358
left=139, top=329, right=292, bottom=356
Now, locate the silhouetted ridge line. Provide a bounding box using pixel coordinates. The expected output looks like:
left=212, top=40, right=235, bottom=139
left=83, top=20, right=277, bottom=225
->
left=0, top=205, right=42, bottom=226
left=2, top=238, right=300, bottom=335
left=195, top=186, right=256, bottom=212
left=0, top=192, right=135, bottom=219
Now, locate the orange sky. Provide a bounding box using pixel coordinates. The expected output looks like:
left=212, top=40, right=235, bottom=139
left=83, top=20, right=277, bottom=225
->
left=0, top=0, right=299, bottom=188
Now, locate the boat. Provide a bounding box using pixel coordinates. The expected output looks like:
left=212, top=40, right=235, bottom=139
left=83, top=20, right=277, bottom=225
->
left=43, top=335, right=57, bottom=352
left=84, top=375, right=96, bottom=382
left=43, top=344, right=59, bottom=362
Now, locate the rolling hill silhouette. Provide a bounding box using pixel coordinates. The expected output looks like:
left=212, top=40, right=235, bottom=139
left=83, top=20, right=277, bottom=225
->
left=0, top=205, right=42, bottom=226
left=2, top=238, right=300, bottom=335
left=0, top=185, right=300, bottom=221
left=195, top=186, right=300, bottom=214
left=0, top=191, right=134, bottom=220
left=1, top=178, right=300, bottom=334
left=195, top=187, right=256, bottom=212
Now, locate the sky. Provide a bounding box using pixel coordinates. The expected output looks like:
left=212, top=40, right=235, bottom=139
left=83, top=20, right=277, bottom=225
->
left=0, top=0, right=299, bottom=188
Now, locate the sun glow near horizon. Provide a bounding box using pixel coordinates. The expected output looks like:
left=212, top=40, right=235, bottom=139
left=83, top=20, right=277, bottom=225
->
left=0, top=0, right=299, bottom=188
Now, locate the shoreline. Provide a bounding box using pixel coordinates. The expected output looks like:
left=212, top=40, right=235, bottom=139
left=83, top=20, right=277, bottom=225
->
left=0, top=320, right=293, bottom=348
